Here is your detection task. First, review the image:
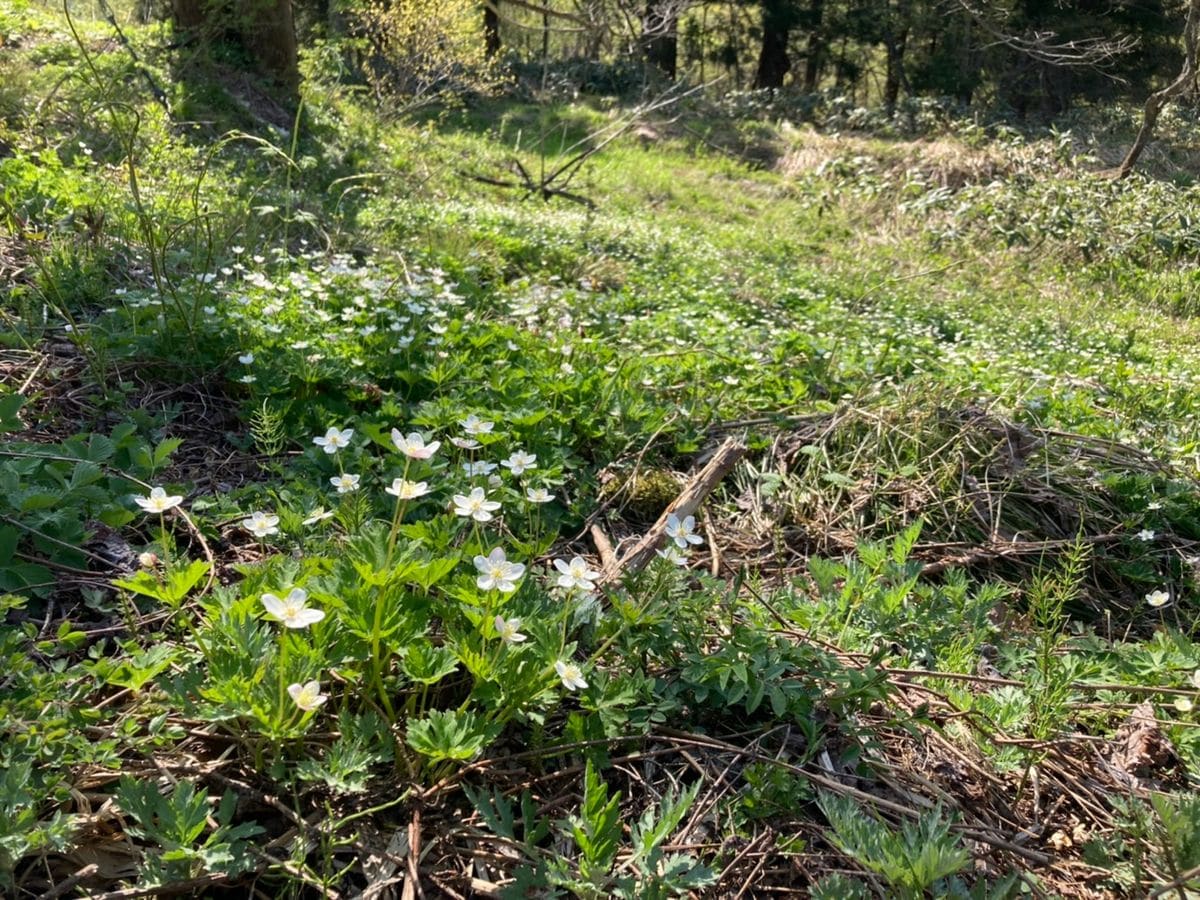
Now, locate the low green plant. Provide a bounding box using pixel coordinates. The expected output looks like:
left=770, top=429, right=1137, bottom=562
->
left=817, top=792, right=973, bottom=898
left=114, top=777, right=263, bottom=885
left=468, top=760, right=714, bottom=898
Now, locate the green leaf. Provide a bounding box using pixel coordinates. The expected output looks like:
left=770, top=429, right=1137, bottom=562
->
left=406, top=709, right=499, bottom=763
left=400, top=643, right=459, bottom=685
left=0, top=393, right=25, bottom=433
left=114, top=560, right=210, bottom=607
left=572, top=760, right=621, bottom=875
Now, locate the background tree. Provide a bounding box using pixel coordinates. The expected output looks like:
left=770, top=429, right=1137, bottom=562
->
left=754, top=0, right=800, bottom=88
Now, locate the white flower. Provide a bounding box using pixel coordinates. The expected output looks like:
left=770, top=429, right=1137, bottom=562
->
left=1174, top=697, right=1194, bottom=714
left=135, top=486, right=183, bottom=513
left=555, top=660, right=588, bottom=691
left=554, top=556, right=600, bottom=593
left=302, top=507, right=335, bottom=526
left=1148, top=501, right=1163, bottom=511
left=501, top=450, right=537, bottom=476
left=288, top=680, right=327, bottom=712
left=450, top=436, right=481, bottom=450
left=656, top=545, right=689, bottom=566
left=385, top=479, right=430, bottom=499
left=331, top=473, right=360, bottom=494
left=313, top=426, right=354, bottom=454
left=494, top=615, right=527, bottom=644
left=262, top=588, right=325, bottom=628
left=243, top=511, right=280, bottom=538
left=238, top=374, right=257, bottom=384
left=1136, top=529, right=1156, bottom=542
left=665, top=513, right=704, bottom=548
left=391, top=429, right=441, bottom=459
left=474, top=547, right=525, bottom=592
left=1146, top=589, right=1171, bottom=608
left=460, top=414, right=495, bottom=436
left=453, top=487, right=502, bottom=522
left=526, top=487, right=555, bottom=504
left=462, top=460, right=498, bottom=477
left=237, top=352, right=254, bottom=365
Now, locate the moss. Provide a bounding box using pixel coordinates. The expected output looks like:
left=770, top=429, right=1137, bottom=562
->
left=600, top=467, right=682, bottom=523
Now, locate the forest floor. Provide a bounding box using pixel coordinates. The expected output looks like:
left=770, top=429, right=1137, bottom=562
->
left=7, top=4, right=1200, bottom=898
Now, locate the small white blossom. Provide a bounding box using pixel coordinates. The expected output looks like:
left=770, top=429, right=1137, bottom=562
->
left=462, top=460, right=498, bottom=477
left=451, top=436, right=481, bottom=450
left=135, top=486, right=183, bottom=513
left=555, top=660, right=588, bottom=691
left=386, top=479, right=430, bottom=499
left=1146, top=589, right=1171, bottom=608
left=554, top=556, right=600, bottom=593
left=494, top=615, right=527, bottom=644
left=243, top=511, right=280, bottom=538
left=501, top=450, right=537, bottom=476
left=665, top=513, right=704, bottom=548
left=391, top=429, right=441, bottom=459
left=526, top=487, right=555, bottom=504
left=656, top=545, right=689, bottom=566
left=460, top=414, right=494, bottom=436
left=1136, top=529, right=1156, bottom=542
left=237, top=352, right=254, bottom=365
left=314, top=426, right=354, bottom=454
left=331, top=473, right=360, bottom=494
left=302, top=507, right=335, bottom=526
left=453, top=487, right=502, bottom=522
left=262, top=588, right=325, bottom=629
left=1174, top=697, right=1194, bottom=714
left=474, top=547, right=525, bottom=592
left=288, top=680, right=327, bottom=712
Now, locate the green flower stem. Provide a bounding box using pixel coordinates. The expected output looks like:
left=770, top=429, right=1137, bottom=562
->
left=277, top=632, right=290, bottom=732
left=385, top=457, right=413, bottom=562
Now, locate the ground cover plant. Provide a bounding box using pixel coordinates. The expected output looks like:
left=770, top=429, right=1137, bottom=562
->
left=8, top=3, right=1200, bottom=897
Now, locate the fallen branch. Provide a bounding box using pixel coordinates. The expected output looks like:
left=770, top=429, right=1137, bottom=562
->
left=589, top=524, right=618, bottom=571
left=599, top=437, right=746, bottom=585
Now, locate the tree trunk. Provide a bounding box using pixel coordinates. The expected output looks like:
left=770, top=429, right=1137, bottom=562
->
left=1118, top=0, right=1200, bottom=178
left=883, top=32, right=906, bottom=115
left=643, top=0, right=678, bottom=80
left=171, top=0, right=204, bottom=31
left=883, top=0, right=910, bottom=116
left=755, top=0, right=793, bottom=89
left=801, top=0, right=823, bottom=92
left=484, top=1, right=501, bottom=58
left=238, top=0, right=300, bottom=96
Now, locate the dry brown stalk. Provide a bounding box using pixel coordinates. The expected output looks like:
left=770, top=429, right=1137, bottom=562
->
left=598, top=436, right=746, bottom=585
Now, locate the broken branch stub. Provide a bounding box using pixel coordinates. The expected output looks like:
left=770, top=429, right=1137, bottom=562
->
left=598, top=437, right=746, bottom=586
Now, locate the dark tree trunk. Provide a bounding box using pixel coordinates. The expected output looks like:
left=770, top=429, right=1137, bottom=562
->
left=883, top=29, right=908, bottom=115
left=801, top=0, right=823, bottom=92
left=171, top=0, right=204, bottom=31
left=882, top=0, right=909, bottom=115
left=238, top=0, right=300, bottom=96
left=643, top=0, right=678, bottom=80
left=172, top=0, right=299, bottom=100
left=755, top=0, right=793, bottom=89
left=484, top=1, right=501, bottom=58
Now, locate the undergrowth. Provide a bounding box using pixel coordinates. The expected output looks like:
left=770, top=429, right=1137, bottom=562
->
left=4, top=3, right=1200, bottom=897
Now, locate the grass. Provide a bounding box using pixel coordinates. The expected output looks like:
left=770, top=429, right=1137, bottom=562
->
left=6, top=4, right=1200, bottom=896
